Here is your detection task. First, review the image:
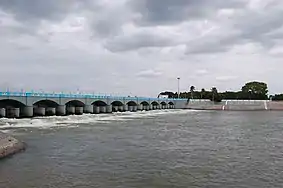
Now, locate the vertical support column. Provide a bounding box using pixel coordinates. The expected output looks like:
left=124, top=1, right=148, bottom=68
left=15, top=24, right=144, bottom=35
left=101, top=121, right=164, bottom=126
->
left=94, top=106, right=100, bottom=114
left=84, top=105, right=93, bottom=114
left=0, top=108, right=6, bottom=118
left=124, top=105, right=128, bottom=112
left=75, top=107, right=83, bottom=115
left=100, top=106, right=107, bottom=113
left=106, top=105, right=112, bottom=113
left=138, top=104, right=143, bottom=111
left=66, top=106, right=75, bottom=115
left=21, top=106, right=33, bottom=118
left=46, top=107, right=56, bottom=116
left=118, top=106, right=124, bottom=112
left=128, top=106, right=134, bottom=112
left=56, top=105, right=66, bottom=116
left=149, top=104, right=153, bottom=111
left=34, top=107, right=46, bottom=116
left=133, top=106, right=138, bottom=112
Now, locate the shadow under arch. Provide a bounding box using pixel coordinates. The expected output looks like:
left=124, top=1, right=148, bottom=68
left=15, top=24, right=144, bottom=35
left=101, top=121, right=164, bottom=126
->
left=65, top=100, right=85, bottom=107
left=33, top=100, right=59, bottom=107
left=0, top=99, right=26, bottom=108
left=92, top=100, right=107, bottom=106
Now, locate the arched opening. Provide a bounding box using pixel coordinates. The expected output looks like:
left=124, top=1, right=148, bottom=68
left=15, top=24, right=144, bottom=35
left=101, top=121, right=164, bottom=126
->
left=140, top=101, right=149, bottom=106
left=0, top=99, right=25, bottom=108
left=111, top=101, right=124, bottom=106
left=65, top=100, right=85, bottom=107
left=127, top=101, right=137, bottom=106
left=111, top=101, right=124, bottom=112
left=151, top=101, right=159, bottom=110
left=92, top=100, right=107, bottom=106
left=151, top=101, right=159, bottom=106
left=0, top=99, right=26, bottom=118
left=33, top=100, right=59, bottom=108
left=168, top=102, right=174, bottom=105
left=160, top=102, right=167, bottom=106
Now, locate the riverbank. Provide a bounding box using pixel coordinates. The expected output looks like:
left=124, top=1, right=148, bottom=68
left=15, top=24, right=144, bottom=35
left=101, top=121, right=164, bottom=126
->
left=187, top=100, right=283, bottom=111
left=0, top=132, right=25, bottom=159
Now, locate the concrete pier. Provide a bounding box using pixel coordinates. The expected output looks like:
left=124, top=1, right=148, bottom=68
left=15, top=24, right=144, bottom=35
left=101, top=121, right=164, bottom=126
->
left=6, top=108, right=20, bottom=118
left=83, top=105, right=93, bottom=114
left=34, top=107, right=45, bottom=116
left=0, top=108, right=6, bottom=118
left=75, top=107, right=83, bottom=115
left=56, top=105, right=66, bottom=116
left=100, top=106, right=107, bottom=113
left=106, top=105, right=112, bottom=113
left=66, top=106, right=75, bottom=115
left=133, top=106, right=138, bottom=112
left=124, top=105, right=128, bottom=112
left=46, top=107, right=56, bottom=116
left=128, top=106, right=134, bottom=112
left=0, top=132, right=25, bottom=159
left=94, top=106, right=100, bottom=114
left=118, top=106, right=123, bottom=112
left=21, top=106, right=33, bottom=118
left=138, top=104, right=143, bottom=111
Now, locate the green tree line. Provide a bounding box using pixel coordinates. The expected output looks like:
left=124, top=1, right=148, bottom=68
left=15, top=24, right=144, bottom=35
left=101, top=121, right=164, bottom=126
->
left=159, top=81, right=272, bottom=102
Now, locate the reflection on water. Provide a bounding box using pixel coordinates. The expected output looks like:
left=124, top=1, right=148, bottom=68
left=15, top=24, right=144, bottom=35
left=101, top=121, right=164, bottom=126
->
left=0, top=110, right=283, bottom=188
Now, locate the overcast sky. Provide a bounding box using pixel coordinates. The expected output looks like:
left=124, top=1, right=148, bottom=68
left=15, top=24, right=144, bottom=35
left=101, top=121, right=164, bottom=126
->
left=0, top=0, right=282, bottom=97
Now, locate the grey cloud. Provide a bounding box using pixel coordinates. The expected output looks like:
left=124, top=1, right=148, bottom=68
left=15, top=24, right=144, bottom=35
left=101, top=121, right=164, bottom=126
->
left=129, top=0, right=246, bottom=25
left=0, top=0, right=77, bottom=22
left=104, top=32, right=175, bottom=52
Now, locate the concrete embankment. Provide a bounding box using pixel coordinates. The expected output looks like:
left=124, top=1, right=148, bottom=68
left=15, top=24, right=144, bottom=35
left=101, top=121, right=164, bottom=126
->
left=0, top=132, right=25, bottom=159
left=187, top=100, right=283, bottom=111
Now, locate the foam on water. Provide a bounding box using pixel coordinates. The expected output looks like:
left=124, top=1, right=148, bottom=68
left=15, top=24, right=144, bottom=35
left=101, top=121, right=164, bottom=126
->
left=0, top=109, right=193, bottom=130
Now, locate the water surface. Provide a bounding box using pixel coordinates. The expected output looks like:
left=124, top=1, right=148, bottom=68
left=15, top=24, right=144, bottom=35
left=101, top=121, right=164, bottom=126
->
left=0, top=110, right=283, bottom=188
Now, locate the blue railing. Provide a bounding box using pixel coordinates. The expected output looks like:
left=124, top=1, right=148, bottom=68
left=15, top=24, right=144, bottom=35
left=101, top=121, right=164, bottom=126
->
left=0, top=91, right=186, bottom=101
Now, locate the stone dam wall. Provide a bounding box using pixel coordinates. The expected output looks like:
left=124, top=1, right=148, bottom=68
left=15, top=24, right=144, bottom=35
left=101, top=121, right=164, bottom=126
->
left=0, top=132, right=25, bottom=159
left=187, top=100, right=283, bottom=111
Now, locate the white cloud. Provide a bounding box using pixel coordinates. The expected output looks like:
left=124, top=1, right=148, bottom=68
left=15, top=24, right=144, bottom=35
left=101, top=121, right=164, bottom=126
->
left=0, top=0, right=283, bottom=97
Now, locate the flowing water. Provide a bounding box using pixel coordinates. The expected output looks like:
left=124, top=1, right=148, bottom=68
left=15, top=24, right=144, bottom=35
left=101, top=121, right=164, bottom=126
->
left=0, top=110, right=283, bottom=188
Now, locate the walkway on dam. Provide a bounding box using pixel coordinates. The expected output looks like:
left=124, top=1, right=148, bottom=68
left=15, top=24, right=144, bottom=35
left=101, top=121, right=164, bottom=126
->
left=0, top=91, right=187, bottom=118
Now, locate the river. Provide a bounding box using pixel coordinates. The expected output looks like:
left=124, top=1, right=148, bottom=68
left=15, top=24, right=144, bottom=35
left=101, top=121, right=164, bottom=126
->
left=0, top=110, right=283, bottom=188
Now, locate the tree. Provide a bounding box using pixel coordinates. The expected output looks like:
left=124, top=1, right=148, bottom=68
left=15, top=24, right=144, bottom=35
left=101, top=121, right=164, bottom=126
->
left=211, top=87, right=217, bottom=101
left=201, top=88, right=206, bottom=99
left=190, top=86, right=195, bottom=99
left=241, top=81, right=268, bottom=100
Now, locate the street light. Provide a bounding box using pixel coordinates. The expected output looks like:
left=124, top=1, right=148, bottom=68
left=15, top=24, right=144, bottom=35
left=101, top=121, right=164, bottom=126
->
left=177, top=77, right=180, bottom=98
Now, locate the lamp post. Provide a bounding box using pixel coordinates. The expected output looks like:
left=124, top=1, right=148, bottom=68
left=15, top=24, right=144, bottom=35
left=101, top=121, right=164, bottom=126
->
left=177, top=77, right=180, bottom=98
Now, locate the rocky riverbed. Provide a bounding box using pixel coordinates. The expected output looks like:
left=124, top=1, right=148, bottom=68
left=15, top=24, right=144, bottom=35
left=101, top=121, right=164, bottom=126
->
left=0, top=131, right=25, bottom=159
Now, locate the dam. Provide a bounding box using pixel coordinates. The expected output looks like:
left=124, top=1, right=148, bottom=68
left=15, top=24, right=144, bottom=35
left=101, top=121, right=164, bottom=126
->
left=0, top=91, right=188, bottom=118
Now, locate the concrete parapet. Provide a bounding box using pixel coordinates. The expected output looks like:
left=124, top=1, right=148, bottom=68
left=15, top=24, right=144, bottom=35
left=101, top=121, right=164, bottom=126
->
left=83, top=105, right=93, bottom=114
left=56, top=105, right=66, bottom=116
